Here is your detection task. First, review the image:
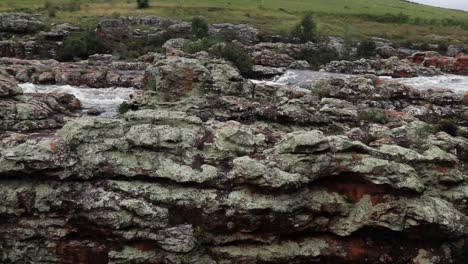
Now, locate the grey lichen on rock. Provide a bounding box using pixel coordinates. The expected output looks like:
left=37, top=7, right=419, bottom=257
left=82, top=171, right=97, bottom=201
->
left=0, top=53, right=467, bottom=263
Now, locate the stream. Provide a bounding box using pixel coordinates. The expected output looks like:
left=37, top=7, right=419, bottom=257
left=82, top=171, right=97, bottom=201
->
left=18, top=71, right=468, bottom=118
left=19, top=83, right=137, bottom=117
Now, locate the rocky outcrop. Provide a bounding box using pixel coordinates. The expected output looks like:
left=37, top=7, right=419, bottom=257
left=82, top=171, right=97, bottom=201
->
left=411, top=52, right=468, bottom=75
left=209, top=23, right=259, bottom=45
left=96, top=16, right=179, bottom=40
left=0, top=72, right=80, bottom=131
left=0, top=54, right=467, bottom=263
left=96, top=16, right=260, bottom=45
left=0, top=57, right=146, bottom=88
left=0, top=13, right=45, bottom=33
left=324, top=56, right=442, bottom=77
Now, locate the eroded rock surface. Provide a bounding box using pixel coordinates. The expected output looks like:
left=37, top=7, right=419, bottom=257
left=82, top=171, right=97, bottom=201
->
left=0, top=72, right=79, bottom=131
left=0, top=54, right=467, bottom=264
left=323, top=56, right=442, bottom=77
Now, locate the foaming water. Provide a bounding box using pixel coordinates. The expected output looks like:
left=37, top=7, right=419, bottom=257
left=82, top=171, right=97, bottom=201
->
left=252, top=70, right=351, bottom=88
left=254, top=70, right=468, bottom=93
left=392, top=75, right=468, bottom=93
left=19, top=83, right=137, bottom=117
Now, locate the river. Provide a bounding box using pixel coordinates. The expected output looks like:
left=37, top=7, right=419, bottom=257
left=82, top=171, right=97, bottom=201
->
left=18, top=71, right=468, bottom=117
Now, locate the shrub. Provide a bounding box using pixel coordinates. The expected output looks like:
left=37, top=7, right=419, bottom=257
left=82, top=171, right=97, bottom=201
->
left=182, top=38, right=218, bottom=53
left=437, top=41, right=449, bottom=54
left=357, top=39, right=377, bottom=58
left=62, top=1, right=81, bottom=12
left=459, top=128, right=468, bottom=139
left=359, top=110, right=389, bottom=124
left=136, top=0, right=149, bottom=9
left=191, top=17, right=209, bottom=39
left=292, top=13, right=317, bottom=43
left=57, top=30, right=111, bottom=61
left=210, top=42, right=253, bottom=76
left=295, top=44, right=339, bottom=70
left=44, top=0, right=56, bottom=17
left=438, top=119, right=458, bottom=136
left=118, top=34, right=170, bottom=59
left=359, top=12, right=409, bottom=24
left=118, top=102, right=130, bottom=114
left=47, top=6, right=57, bottom=17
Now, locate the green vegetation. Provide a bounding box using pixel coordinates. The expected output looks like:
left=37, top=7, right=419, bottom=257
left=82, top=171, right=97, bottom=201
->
left=118, top=102, right=130, bottom=114
left=57, top=29, right=111, bottom=61
left=211, top=42, right=253, bottom=76
left=359, top=110, right=389, bottom=124
left=459, top=128, right=468, bottom=139
left=295, top=43, right=340, bottom=70
left=191, top=17, right=209, bottom=39
left=182, top=37, right=218, bottom=53
left=292, top=13, right=317, bottom=43
left=438, top=119, right=459, bottom=137
left=2, top=0, right=468, bottom=43
left=357, top=39, right=377, bottom=58
left=136, top=0, right=149, bottom=9
left=57, top=28, right=170, bottom=61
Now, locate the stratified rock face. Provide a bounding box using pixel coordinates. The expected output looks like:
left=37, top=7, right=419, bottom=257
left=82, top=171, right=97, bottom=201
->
left=0, top=13, right=45, bottom=33
left=1, top=56, right=467, bottom=264
left=412, top=52, right=468, bottom=75
left=323, top=56, right=442, bottom=77
left=0, top=73, right=80, bottom=131
left=0, top=57, right=146, bottom=88
left=209, top=23, right=259, bottom=45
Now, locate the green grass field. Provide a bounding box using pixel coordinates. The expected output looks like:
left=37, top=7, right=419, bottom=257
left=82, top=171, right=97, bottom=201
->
left=2, top=0, right=468, bottom=43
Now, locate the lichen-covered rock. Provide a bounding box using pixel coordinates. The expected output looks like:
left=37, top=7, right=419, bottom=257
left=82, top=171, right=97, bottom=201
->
left=0, top=73, right=79, bottom=132
left=0, top=57, right=146, bottom=88
left=323, top=56, right=442, bottom=77
left=0, top=13, right=45, bottom=33
left=0, top=52, right=467, bottom=263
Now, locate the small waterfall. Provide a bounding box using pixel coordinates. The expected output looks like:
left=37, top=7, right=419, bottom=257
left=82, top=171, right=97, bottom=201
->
left=19, top=83, right=138, bottom=117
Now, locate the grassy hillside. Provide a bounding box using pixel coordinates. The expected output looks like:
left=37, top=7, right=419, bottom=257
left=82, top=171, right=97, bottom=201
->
left=2, top=0, right=468, bottom=43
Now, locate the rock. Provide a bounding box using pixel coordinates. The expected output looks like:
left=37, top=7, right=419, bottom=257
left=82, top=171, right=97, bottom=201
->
left=323, top=56, right=442, bottom=77
left=161, top=38, right=189, bottom=55
left=289, top=60, right=310, bottom=69
left=86, top=108, right=103, bottom=116
left=0, top=50, right=467, bottom=263
left=252, top=50, right=295, bottom=67
left=0, top=57, right=146, bottom=88
left=144, top=56, right=253, bottom=102
left=96, top=16, right=178, bottom=40
left=145, top=57, right=210, bottom=101
left=251, top=65, right=286, bottom=78
left=0, top=73, right=22, bottom=97
left=40, top=23, right=80, bottom=41
left=0, top=13, right=45, bottom=33
left=209, top=23, right=260, bottom=45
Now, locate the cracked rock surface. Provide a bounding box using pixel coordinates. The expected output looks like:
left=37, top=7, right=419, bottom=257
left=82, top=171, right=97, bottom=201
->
left=0, top=54, right=467, bottom=264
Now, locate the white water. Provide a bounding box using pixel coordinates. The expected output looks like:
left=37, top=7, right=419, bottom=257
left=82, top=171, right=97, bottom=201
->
left=392, top=75, right=468, bottom=93
left=19, top=83, right=137, bottom=117
left=255, top=70, right=468, bottom=93
left=252, top=70, right=351, bottom=87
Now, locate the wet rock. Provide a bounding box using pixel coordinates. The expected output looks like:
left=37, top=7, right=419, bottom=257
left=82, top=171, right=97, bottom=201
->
left=251, top=65, right=286, bottom=78
left=86, top=108, right=103, bottom=116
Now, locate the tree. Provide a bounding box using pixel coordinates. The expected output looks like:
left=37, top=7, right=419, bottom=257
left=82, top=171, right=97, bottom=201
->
left=136, top=0, right=149, bottom=9
left=293, top=13, right=318, bottom=43
left=191, top=17, right=209, bottom=39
